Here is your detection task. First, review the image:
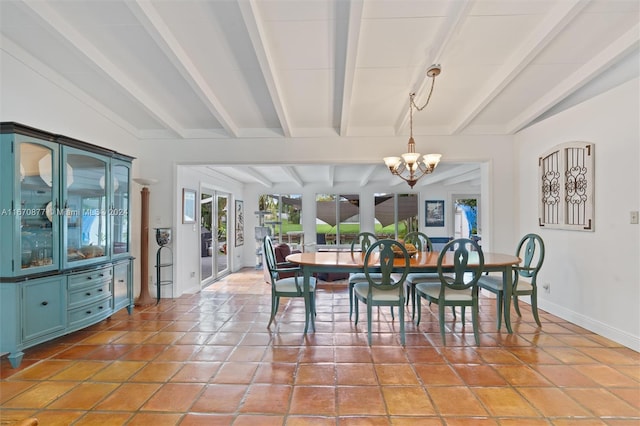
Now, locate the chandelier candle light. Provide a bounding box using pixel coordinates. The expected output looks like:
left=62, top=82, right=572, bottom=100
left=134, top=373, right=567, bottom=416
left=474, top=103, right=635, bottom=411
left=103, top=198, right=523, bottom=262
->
left=384, top=64, right=442, bottom=188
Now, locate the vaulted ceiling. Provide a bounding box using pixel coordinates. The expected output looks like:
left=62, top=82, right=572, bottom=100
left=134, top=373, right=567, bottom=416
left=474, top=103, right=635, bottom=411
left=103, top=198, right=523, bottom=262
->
left=1, top=0, right=638, bottom=187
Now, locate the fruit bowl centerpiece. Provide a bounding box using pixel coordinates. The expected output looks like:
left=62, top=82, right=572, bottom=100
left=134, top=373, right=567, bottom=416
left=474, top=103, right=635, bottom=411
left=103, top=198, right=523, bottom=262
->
left=392, top=241, right=418, bottom=258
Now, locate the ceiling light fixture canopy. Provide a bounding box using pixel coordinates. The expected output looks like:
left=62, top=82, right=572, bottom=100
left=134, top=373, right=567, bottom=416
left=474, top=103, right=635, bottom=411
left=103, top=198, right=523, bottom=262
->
left=384, top=64, right=442, bottom=188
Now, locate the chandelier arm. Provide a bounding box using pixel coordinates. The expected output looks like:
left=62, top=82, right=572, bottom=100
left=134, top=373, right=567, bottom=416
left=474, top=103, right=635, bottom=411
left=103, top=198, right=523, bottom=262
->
left=392, top=168, right=428, bottom=189
left=392, top=165, right=430, bottom=181
left=392, top=162, right=407, bottom=175
left=416, top=162, right=429, bottom=174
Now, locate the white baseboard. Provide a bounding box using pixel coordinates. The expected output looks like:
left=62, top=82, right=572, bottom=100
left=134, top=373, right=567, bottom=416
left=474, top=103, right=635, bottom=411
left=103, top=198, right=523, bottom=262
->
left=538, top=299, right=640, bottom=351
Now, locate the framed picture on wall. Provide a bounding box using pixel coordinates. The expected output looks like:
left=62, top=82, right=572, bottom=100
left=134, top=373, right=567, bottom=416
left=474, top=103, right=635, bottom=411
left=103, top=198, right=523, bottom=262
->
left=182, top=188, right=197, bottom=224
left=425, top=200, right=445, bottom=227
left=235, top=200, right=244, bottom=247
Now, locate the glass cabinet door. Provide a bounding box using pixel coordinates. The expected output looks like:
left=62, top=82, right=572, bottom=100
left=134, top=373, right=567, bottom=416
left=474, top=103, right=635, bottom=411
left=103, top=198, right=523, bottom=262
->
left=111, top=161, right=130, bottom=256
left=17, top=140, right=59, bottom=273
left=63, top=148, right=108, bottom=266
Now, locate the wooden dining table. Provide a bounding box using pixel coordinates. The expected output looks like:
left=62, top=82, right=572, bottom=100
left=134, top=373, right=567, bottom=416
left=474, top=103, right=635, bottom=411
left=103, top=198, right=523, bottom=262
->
left=286, top=250, right=521, bottom=334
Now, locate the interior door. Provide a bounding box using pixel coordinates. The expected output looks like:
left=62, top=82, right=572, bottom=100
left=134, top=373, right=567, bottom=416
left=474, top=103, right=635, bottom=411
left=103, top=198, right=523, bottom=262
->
left=200, top=190, right=229, bottom=287
left=200, top=192, right=213, bottom=283
left=214, top=193, right=229, bottom=279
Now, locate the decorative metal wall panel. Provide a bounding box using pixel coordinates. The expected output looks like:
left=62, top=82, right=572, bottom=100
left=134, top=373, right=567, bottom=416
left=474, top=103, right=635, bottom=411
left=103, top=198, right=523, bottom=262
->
left=540, top=150, right=560, bottom=225
left=539, top=142, right=594, bottom=231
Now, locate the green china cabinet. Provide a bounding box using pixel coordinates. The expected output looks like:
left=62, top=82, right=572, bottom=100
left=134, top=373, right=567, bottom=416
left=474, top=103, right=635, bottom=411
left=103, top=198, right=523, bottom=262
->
left=0, top=123, right=135, bottom=368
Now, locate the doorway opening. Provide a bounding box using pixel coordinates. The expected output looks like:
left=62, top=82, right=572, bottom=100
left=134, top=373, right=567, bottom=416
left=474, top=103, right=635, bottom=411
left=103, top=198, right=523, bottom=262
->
left=452, top=194, right=480, bottom=246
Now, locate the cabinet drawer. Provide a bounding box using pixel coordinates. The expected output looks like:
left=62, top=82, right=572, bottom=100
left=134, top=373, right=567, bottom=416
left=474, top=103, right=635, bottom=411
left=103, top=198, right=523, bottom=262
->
left=68, top=298, right=112, bottom=329
left=68, top=280, right=111, bottom=309
left=68, top=267, right=112, bottom=288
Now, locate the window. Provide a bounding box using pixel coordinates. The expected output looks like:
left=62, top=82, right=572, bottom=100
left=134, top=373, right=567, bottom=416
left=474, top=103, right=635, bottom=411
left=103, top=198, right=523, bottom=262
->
left=258, top=194, right=303, bottom=244
left=374, top=193, right=418, bottom=239
left=316, top=194, right=360, bottom=245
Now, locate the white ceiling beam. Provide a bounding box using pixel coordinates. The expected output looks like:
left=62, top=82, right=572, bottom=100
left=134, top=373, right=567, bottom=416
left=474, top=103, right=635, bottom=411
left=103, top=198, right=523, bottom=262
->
left=507, top=23, right=640, bottom=134
left=238, top=0, right=292, bottom=137
left=282, top=166, right=304, bottom=187
left=396, top=0, right=474, bottom=133
left=0, top=35, right=140, bottom=138
left=241, top=166, right=274, bottom=187
left=21, top=1, right=187, bottom=138
left=443, top=170, right=481, bottom=186
left=128, top=1, right=239, bottom=137
left=416, top=163, right=480, bottom=187
left=201, top=167, right=244, bottom=186
left=449, top=0, right=589, bottom=134
left=359, top=165, right=378, bottom=187
left=339, top=0, right=365, bottom=136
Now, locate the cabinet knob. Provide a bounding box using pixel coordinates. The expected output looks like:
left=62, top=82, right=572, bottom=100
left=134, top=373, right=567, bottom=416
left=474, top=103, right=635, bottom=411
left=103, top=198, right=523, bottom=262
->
left=86, top=276, right=92, bottom=280
left=118, top=279, right=124, bottom=283
left=41, top=301, right=48, bottom=306
left=86, top=310, right=92, bottom=314
left=86, top=292, right=91, bottom=296
left=98, top=288, right=103, bottom=292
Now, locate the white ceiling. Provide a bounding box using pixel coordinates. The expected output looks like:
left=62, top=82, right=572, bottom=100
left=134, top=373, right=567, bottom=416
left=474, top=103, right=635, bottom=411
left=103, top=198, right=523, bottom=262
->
left=1, top=0, right=638, bottom=187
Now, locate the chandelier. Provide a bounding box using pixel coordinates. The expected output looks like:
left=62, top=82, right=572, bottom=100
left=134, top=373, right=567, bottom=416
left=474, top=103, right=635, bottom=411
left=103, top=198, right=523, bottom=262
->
left=384, top=64, right=442, bottom=188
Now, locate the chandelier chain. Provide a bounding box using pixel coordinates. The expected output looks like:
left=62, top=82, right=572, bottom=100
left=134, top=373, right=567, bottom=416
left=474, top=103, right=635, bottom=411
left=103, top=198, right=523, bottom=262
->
left=410, top=75, right=437, bottom=112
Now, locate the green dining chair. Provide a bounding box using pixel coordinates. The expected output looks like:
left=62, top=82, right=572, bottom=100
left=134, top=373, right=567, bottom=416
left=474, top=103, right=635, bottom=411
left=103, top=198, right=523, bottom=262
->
left=478, top=233, right=545, bottom=329
left=348, top=232, right=381, bottom=320
left=263, top=235, right=316, bottom=328
left=415, top=238, right=484, bottom=345
left=353, top=239, right=410, bottom=345
left=403, top=231, right=437, bottom=319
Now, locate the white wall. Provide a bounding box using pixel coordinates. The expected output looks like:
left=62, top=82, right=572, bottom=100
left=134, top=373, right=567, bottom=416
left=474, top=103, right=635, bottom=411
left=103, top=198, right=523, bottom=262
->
left=515, top=77, right=640, bottom=350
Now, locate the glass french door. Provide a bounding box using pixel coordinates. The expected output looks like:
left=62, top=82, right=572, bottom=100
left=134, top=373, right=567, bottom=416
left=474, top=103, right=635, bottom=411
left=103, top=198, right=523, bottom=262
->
left=200, top=190, right=229, bottom=286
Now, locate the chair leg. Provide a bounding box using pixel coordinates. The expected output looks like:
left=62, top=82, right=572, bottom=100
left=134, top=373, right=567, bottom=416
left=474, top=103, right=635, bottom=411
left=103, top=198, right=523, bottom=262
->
left=530, top=290, right=542, bottom=327
left=390, top=306, right=394, bottom=320
left=399, top=302, right=405, bottom=346
left=472, top=301, right=480, bottom=345
left=268, top=296, right=279, bottom=328
left=349, top=282, right=354, bottom=320
left=461, top=306, right=466, bottom=325
left=354, top=295, right=360, bottom=325
left=367, top=303, right=373, bottom=345
left=495, top=291, right=503, bottom=330
left=405, top=282, right=410, bottom=306
left=410, top=284, right=417, bottom=320
left=513, top=294, right=522, bottom=317
left=416, top=294, right=422, bottom=326
left=439, top=303, right=447, bottom=346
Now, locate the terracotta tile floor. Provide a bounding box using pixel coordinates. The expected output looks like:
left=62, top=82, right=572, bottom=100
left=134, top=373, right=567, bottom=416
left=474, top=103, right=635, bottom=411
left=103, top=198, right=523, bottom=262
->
left=1, top=268, right=639, bottom=425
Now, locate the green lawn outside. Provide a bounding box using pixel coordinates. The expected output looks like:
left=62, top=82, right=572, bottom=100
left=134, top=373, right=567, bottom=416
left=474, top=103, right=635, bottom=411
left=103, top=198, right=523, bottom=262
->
left=274, top=220, right=408, bottom=240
